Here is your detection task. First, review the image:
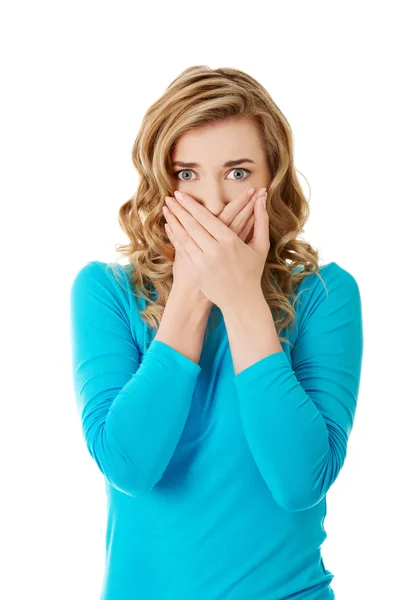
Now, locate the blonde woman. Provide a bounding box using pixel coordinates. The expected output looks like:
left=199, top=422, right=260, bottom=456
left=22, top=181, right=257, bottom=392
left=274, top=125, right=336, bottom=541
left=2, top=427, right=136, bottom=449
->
left=70, top=66, right=363, bottom=600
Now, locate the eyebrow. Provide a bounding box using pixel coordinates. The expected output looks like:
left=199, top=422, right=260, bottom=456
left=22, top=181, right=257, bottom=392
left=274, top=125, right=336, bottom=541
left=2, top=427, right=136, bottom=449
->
left=171, top=158, right=256, bottom=168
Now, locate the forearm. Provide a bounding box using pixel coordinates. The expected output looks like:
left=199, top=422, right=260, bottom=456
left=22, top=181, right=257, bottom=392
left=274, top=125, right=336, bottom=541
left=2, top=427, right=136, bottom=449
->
left=222, top=289, right=283, bottom=375
left=154, top=287, right=212, bottom=364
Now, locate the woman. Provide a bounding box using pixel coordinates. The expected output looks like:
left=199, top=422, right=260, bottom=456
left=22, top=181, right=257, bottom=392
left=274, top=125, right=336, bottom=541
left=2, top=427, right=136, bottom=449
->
left=70, top=66, right=363, bottom=599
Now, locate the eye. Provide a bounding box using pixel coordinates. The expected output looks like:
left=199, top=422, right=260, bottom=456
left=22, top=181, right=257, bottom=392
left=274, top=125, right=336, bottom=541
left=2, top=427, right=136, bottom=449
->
left=226, top=168, right=252, bottom=180
left=172, top=167, right=252, bottom=181
left=172, top=169, right=196, bottom=181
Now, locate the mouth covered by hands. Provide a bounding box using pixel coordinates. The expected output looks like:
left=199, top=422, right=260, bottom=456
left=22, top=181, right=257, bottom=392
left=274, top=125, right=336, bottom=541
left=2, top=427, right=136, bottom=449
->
left=162, top=186, right=270, bottom=311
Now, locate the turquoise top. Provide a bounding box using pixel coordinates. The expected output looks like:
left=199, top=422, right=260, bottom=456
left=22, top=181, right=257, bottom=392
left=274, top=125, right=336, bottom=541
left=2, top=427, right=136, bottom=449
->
left=69, top=260, right=363, bottom=599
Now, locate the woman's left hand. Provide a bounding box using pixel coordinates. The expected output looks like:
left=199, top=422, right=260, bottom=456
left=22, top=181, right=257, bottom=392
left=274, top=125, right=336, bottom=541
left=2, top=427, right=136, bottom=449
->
left=163, top=188, right=271, bottom=311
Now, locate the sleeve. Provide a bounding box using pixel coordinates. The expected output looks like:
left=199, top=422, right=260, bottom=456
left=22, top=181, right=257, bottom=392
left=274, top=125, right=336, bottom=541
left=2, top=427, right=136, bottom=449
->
left=233, top=262, right=364, bottom=512
left=69, top=261, right=202, bottom=497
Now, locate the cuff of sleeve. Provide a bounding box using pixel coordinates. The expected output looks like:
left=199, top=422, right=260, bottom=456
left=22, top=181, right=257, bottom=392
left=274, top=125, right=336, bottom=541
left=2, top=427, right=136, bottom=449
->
left=233, top=350, right=290, bottom=389
left=144, top=339, right=202, bottom=377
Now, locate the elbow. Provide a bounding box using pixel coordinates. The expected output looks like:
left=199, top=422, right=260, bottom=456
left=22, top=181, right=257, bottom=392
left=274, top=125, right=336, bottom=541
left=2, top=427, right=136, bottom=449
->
left=101, top=457, right=164, bottom=498
left=87, top=438, right=157, bottom=498
left=273, top=487, right=326, bottom=513
left=104, top=457, right=165, bottom=497
left=105, top=468, right=155, bottom=497
left=110, top=465, right=165, bottom=497
left=85, top=421, right=163, bottom=498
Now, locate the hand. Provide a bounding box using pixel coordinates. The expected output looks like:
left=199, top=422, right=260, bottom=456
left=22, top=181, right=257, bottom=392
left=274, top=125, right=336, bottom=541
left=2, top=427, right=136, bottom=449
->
left=163, top=187, right=259, bottom=307
left=163, top=187, right=270, bottom=311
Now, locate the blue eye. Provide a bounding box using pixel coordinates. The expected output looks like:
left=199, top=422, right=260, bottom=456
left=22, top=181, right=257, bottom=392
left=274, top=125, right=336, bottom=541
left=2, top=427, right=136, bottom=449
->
left=172, top=169, right=195, bottom=181
left=172, top=168, right=252, bottom=181
left=226, top=168, right=252, bottom=180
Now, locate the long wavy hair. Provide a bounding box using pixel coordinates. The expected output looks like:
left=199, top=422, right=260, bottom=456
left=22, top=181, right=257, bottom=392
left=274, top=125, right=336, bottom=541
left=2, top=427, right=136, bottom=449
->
left=111, top=65, right=327, bottom=348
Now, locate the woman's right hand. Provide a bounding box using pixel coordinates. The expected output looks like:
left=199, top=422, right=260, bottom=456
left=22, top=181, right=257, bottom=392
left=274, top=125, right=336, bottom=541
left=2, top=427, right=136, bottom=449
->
left=166, top=187, right=260, bottom=307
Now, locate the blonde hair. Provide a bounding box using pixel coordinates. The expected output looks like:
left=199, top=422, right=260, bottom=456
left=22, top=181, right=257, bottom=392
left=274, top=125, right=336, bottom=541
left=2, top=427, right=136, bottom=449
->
left=111, top=65, right=327, bottom=348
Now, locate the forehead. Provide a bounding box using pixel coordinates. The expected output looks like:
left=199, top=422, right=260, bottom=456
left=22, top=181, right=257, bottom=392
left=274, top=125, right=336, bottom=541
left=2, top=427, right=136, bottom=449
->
left=172, top=118, right=262, bottom=162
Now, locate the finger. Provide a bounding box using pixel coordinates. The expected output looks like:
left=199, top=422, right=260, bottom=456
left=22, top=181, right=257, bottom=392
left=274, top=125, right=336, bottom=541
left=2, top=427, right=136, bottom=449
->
left=164, top=222, right=174, bottom=243
left=230, top=194, right=257, bottom=237
left=163, top=203, right=204, bottom=263
left=239, top=213, right=255, bottom=243
left=218, top=187, right=257, bottom=228
left=164, top=221, right=179, bottom=260
left=168, top=192, right=229, bottom=251
left=239, top=213, right=255, bottom=242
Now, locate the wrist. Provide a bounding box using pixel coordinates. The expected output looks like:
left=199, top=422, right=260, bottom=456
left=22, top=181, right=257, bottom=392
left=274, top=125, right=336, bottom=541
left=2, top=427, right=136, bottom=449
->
left=170, top=285, right=213, bottom=315
left=221, top=288, right=265, bottom=318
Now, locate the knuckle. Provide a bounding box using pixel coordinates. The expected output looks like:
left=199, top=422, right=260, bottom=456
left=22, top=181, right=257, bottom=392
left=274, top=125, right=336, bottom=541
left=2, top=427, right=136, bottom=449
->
left=202, top=209, right=213, bottom=220
left=222, top=232, right=236, bottom=245
left=208, top=244, right=221, bottom=260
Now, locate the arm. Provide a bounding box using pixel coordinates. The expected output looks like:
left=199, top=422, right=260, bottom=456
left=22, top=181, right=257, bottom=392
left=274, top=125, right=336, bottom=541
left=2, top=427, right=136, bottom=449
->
left=223, top=262, right=364, bottom=512
left=222, top=290, right=283, bottom=375
left=154, top=285, right=212, bottom=364
left=69, top=261, right=207, bottom=498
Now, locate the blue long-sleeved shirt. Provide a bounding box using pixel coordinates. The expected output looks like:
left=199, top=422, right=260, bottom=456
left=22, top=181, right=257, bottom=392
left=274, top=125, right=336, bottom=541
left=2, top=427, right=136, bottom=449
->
left=69, top=260, right=363, bottom=600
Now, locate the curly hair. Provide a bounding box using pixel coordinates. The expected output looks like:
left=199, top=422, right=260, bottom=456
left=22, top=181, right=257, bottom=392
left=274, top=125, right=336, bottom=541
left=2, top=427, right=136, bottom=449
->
left=111, top=65, right=327, bottom=348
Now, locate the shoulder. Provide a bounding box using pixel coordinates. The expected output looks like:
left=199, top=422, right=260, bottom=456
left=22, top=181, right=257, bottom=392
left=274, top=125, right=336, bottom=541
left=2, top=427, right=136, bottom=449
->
left=70, top=260, right=139, bottom=320
left=298, top=260, right=360, bottom=294
left=70, top=260, right=134, bottom=293
left=294, top=261, right=362, bottom=328
left=70, top=259, right=132, bottom=287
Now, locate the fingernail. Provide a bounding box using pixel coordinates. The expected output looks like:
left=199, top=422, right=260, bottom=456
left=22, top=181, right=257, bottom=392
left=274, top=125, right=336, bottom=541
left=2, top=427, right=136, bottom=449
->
left=174, top=191, right=184, bottom=201
left=247, top=188, right=255, bottom=197
left=257, top=188, right=267, bottom=198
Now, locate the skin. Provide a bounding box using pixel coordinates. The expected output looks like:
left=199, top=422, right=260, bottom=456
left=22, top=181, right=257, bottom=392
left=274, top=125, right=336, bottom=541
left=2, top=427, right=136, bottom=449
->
left=169, top=116, right=271, bottom=222
left=160, top=117, right=282, bottom=376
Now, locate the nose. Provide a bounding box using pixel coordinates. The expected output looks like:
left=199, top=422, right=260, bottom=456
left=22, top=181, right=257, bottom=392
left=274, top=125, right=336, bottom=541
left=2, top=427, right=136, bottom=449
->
left=194, top=188, right=231, bottom=216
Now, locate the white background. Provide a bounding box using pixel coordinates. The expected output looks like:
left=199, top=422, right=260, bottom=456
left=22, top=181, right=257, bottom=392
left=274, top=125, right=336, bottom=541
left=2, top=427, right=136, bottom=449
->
left=1, top=1, right=398, bottom=598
